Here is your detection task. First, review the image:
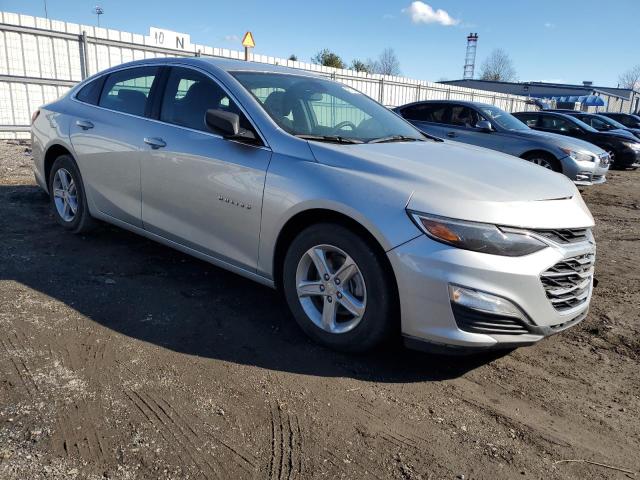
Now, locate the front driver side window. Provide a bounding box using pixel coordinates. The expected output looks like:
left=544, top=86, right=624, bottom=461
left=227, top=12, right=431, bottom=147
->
left=160, top=67, right=253, bottom=134
left=449, top=106, right=481, bottom=128
left=541, top=116, right=574, bottom=132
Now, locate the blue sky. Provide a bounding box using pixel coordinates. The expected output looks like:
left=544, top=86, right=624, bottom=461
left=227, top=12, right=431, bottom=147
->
left=4, top=0, right=639, bottom=86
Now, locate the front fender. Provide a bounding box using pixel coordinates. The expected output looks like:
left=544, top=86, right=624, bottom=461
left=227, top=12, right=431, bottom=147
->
left=256, top=153, right=420, bottom=278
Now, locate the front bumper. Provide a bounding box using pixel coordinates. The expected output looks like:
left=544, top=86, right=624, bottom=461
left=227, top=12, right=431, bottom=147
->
left=388, top=233, right=595, bottom=350
left=561, top=155, right=609, bottom=186
left=614, top=149, right=640, bottom=168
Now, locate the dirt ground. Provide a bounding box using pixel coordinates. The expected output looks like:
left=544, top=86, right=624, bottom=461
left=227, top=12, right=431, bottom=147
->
left=0, top=139, right=638, bottom=480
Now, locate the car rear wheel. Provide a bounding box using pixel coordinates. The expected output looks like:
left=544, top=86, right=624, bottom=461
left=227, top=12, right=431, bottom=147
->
left=282, top=223, right=396, bottom=352
left=48, top=154, right=96, bottom=233
left=521, top=152, right=559, bottom=171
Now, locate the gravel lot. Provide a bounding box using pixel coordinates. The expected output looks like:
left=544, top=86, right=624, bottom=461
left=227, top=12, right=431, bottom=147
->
left=0, top=140, right=638, bottom=479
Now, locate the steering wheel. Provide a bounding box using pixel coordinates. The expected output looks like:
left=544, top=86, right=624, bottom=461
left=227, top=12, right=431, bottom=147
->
left=330, top=121, right=357, bottom=134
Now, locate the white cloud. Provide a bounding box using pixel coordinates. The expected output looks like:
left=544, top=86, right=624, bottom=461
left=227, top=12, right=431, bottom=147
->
left=544, top=22, right=556, bottom=28
left=223, top=34, right=239, bottom=42
left=402, top=1, right=460, bottom=26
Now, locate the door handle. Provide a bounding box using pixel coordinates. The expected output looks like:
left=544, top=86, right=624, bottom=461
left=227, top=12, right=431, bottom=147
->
left=446, top=131, right=457, bottom=138
left=144, top=137, right=166, bottom=149
left=76, top=120, right=94, bottom=130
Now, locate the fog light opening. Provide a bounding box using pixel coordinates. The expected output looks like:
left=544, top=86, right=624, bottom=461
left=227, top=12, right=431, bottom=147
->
left=448, top=284, right=527, bottom=320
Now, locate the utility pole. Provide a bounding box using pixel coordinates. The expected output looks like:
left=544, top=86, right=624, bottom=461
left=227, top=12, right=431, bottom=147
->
left=43, top=0, right=49, bottom=19
left=94, top=6, right=104, bottom=27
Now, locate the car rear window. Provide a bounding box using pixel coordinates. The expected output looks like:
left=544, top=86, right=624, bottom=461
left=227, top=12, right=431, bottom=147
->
left=75, top=76, right=105, bottom=105
left=98, top=67, right=159, bottom=117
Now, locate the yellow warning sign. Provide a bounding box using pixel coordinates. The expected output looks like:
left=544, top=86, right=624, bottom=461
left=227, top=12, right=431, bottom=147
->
left=241, top=31, right=255, bottom=48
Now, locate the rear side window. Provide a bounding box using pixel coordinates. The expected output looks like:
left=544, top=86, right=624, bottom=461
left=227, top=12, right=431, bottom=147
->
left=75, top=77, right=105, bottom=105
left=402, top=104, right=449, bottom=123
left=540, top=115, right=574, bottom=132
left=98, top=67, right=159, bottom=117
left=515, top=113, right=539, bottom=127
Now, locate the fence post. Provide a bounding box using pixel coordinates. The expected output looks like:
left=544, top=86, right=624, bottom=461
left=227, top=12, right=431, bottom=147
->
left=379, top=77, right=384, bottom=104
left=79, top=31, right=89, bottom=79
left=416, top=83, right=420, bottom=102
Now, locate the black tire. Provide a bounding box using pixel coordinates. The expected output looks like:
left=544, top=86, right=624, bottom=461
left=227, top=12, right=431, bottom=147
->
left=48, top=154, right=96, bottom=233
left=282, top=223, right=397, bottom=352
left=521, top=152, right=561, bottom=172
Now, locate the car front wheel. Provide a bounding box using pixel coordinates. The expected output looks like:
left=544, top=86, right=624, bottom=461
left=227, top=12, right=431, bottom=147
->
left=282, top=223, right=396, bottom=352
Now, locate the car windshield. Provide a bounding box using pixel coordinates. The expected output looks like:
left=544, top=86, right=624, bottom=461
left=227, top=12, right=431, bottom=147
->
left=567, top=116, right=599, bottom=132
left=479, top=105, right=529, bottom=131
left=593, top=115, right=627, bottom=130
left=231, top=71, right=425, bottom=143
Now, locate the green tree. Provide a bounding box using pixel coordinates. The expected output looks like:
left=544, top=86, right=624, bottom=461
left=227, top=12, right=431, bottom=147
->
left=311, top=49, right=346, bottom=69
left=351, top=59, right=371, bottom=73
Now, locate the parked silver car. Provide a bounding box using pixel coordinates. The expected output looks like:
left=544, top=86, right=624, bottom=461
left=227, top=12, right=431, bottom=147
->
left=31, top=58, right=597, bottom=353
left=395, top=100, right=610, bottom=185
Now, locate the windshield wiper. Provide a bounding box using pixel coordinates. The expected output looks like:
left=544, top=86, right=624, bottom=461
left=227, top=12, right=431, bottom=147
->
left=295, top=134, right=364, bottom=144
left=367, top=135, right=427, bottom=144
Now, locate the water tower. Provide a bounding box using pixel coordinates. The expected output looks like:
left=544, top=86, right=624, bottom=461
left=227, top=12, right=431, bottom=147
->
left=463, top=33, right=478, bottom=80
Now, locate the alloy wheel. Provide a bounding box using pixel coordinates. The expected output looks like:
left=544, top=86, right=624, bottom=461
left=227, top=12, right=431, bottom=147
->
left=52, top=168, right=78, bottom=222
left=530, top=157, right=553, bottom=169
left=295, top=244, right=367, bottom=334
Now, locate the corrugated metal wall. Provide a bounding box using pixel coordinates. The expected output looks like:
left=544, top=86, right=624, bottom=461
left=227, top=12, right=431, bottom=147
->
left=0, top=10, right=535, bottom=139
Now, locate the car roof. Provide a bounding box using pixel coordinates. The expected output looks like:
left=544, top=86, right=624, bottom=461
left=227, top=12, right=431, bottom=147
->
left=94, top=56, right=324, bottom=79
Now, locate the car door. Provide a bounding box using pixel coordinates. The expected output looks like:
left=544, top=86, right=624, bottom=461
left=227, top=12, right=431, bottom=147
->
left=441, top=105, right=505, bottom=151
left=399, top=103, right=449, bottom=137
left=69, top=66, right=161, bottom=227
left=141, top=66, right=271, bottom=271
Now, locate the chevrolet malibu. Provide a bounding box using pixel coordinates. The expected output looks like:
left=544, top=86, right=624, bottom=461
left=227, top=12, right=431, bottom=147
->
left=31, top=58, right=597, bottom=353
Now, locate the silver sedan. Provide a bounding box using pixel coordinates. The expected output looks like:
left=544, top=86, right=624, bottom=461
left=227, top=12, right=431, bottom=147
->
left=31, top=57, right=596, bottom=353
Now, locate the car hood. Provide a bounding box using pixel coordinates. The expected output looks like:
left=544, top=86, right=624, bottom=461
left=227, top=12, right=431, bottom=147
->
left=602, top=129, right=637, bottom=141
left=308, top=140, right=594, bottom=229
left=508, top=128, right=607, bottom=154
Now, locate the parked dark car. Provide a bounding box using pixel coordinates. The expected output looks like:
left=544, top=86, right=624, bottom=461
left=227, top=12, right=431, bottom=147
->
left=599, top=112, right=640, bottom=129
left=395, top=100, right=610, bottom=184
left=547, top=110, right=640, bottom=140
left=513, top=111, right=640, bottom=169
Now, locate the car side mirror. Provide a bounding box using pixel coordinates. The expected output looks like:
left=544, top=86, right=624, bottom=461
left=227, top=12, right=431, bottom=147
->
left=205, top=109, right=256, bottom=141
left=475, top=120, right=494, bottom=132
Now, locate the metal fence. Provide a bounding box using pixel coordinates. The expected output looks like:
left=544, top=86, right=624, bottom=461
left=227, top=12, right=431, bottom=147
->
left=0, top=10, right=535, bottom=139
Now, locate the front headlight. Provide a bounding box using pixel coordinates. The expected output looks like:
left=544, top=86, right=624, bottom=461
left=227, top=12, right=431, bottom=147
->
left=408, top=212, right=547, bottom=257
left=561, top=148, right=595, bottom=162
left=623, top=141, right=640, bottom=151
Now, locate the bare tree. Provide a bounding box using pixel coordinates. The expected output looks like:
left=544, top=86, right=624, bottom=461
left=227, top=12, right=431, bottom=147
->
left=479, top=49, right=517, bottom=82
left=618, top=65, right=640, bottom=90
left=372, top=48, right=401, bottom=76
left=288, top=54, right=298, bottom=61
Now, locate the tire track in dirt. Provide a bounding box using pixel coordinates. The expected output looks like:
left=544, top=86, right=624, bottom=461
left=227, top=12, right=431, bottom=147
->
left=452, top=377, right=640, bottom=468
left=126, top=389, right=223, bottom=480
left=3, top=331, right=39, bottom=396
left=117, top=354, right=258, bottom=480
left=265, top=373, right=304, bottom=480
left=52, top=398, right=109, bottom=462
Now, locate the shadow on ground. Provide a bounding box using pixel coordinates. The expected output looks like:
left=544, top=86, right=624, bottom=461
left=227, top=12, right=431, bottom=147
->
left=0, top=185, right=507, bottom=383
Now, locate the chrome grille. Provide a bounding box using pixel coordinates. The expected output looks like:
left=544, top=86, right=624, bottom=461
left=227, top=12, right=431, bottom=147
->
left=532, top=228, right=590, bottom=245
left=541, top=253, right=595, bottom=312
